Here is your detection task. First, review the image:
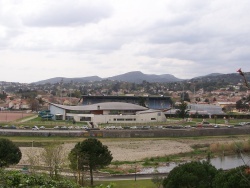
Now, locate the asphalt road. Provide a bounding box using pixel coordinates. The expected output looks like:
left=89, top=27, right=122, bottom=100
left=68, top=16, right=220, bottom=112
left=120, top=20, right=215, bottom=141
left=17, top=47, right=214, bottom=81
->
left=95, top=173, right=168, bottom=181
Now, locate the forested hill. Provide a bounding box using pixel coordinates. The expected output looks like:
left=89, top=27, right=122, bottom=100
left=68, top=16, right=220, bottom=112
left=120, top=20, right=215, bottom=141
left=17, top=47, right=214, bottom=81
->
left=189, top=72, right=250, bottom=85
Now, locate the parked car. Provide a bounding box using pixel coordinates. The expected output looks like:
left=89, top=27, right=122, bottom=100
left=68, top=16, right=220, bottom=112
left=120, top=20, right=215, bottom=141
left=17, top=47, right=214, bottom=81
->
left=32, top=126, right=39, bottom=130
left=2, top=125, right=9, bottom=129
left=234, top=124, right=243, bottom=127
left=164, top=125, right=173, bottom=129
left=40, top=126, right=45, bottom=129
left=171, top=125, right=183, bottom=129
left=104, top=126, right=116, bottom=130
left=81, top=125, right=89, bottom=130
left=60, top=126, right=68, bottom=130
left=203, top=121, right=210, bottom=125
left=136, top=126, right=143, bottom=130
left=197, top=121, right=210, bottom=127
left=142, top=126, right=151, bottom=130
left=86, top=128, right=100, bottom=131
left=238, top=122, right=248, bottom=126
left=10, top=125, right=17, bottom=129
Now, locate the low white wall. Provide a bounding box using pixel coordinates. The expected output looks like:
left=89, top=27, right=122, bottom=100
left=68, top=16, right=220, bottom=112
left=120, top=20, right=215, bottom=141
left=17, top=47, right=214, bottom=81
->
left=91, top=111, right=166, bottom=124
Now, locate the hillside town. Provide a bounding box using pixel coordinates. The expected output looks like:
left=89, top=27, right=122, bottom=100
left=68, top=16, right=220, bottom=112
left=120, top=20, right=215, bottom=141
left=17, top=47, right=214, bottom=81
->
left=0, top=75, right=249, bottom=115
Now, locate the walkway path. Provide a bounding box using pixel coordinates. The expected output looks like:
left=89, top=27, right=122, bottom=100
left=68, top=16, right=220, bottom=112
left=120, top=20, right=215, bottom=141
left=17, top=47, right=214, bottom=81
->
left=19, top=115, right=38, bottom=122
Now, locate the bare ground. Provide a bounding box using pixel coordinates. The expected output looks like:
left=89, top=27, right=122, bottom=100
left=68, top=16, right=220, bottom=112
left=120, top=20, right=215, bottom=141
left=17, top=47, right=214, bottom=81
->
left=19, top=136, right=249, bottom=165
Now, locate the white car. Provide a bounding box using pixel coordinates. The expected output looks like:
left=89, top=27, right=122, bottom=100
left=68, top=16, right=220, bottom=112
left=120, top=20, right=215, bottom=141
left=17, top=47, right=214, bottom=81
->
left=32, top=126, right=39, bottom=130
left=81, top=126, right=89, bottom=130
left=61, top=126, right=68, bottom=130
left=184, top=125, right=191, bottom=128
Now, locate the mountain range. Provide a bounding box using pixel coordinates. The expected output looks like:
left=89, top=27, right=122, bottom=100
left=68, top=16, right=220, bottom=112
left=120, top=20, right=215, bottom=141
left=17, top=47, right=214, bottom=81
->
left=33, top=71, right=183, bottom=84
left=32, top=71, right=246, bottom=85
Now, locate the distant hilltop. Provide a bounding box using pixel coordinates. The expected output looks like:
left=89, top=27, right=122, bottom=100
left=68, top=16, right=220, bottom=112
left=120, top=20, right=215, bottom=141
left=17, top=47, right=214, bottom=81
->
left=28, top=71, right=249, bottom=85
left=32, top=71, right=183, bottom=84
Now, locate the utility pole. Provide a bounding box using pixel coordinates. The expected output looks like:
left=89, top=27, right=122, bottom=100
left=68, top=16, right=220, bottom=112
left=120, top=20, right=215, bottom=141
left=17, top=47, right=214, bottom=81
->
left=60, top=78, right=63, bottom=105
left=134, top=162, right=137, bottom=181
left=182, top=84, right=185, bottom=101
left=70, top=89, right=71, bottom=105
left=70, top=80, right=73, bottom=105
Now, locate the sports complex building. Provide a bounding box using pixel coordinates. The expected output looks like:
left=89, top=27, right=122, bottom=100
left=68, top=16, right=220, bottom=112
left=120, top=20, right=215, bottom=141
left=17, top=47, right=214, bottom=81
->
left=49, top=95, right=171, bottom=124
left=48, top=95, right=225, bottom=124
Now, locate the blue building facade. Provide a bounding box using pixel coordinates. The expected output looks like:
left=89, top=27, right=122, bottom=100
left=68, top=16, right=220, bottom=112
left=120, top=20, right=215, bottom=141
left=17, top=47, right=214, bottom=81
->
left=81, top=95, right=172, bottom=110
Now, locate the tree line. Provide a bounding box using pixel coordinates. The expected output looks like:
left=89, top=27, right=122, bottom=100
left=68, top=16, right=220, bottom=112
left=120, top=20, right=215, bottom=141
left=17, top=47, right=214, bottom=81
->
left=0, top=138, right=112, bottom=187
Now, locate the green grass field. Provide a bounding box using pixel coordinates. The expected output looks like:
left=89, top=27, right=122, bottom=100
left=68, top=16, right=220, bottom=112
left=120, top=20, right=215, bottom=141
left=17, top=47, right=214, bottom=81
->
left=94, top=179, right=155, bottom=188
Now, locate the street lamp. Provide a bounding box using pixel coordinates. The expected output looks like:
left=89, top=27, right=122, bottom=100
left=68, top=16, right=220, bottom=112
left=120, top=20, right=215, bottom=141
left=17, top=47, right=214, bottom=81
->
left=21, top=102, right=23, bottom=118
left=134, top=163, right=137, bottom=181
left=131, top=161, right=137, bottom=181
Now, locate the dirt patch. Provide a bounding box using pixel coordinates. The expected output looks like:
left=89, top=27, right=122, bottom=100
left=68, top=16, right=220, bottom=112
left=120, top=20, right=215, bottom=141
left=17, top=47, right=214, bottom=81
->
left=0, top=112, right=32, bottom=122
left=102, top=140, right=192, bottom=161
left=19, top=137, right=248, bottom=164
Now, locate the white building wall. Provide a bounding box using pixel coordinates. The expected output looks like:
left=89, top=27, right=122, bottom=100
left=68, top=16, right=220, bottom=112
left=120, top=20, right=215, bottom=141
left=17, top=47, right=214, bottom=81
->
left=91, top=112, right=166, bottom=124
left=66, top=113, right=80, bottom=121
left=137, top=112, right=167, bottom=123
left=103, top=110, right=110, bottom=115
left=93, top=114, right=137, bottom=124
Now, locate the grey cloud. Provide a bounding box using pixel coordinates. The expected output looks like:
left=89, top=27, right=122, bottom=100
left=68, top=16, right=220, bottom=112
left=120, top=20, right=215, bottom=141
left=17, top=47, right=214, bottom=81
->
left=0, top=28, right=23, bottom=50
left=0, top=40, right=9, bottom=50
left=23, top=2, right=113, bottom=27
left=145, top=1, right=250, bottom=48
left=139, top=6, right=250, bottom=70
left=147, top=16, right=216, bottom=45
left=76, top=38, right=125, bottom=54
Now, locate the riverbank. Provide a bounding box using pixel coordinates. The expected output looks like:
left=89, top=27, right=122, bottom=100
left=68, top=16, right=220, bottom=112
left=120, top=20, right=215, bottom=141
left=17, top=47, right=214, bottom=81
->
left=17, top=135, right=250, bottom=174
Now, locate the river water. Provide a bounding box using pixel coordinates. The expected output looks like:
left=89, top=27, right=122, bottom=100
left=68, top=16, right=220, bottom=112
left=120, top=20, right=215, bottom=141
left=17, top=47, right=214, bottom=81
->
left=139, top=154, right=250, bottom=174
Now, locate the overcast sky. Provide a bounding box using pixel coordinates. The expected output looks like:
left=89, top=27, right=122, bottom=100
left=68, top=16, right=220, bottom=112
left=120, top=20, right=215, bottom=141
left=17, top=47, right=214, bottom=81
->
left=1, top=0, right=250, bottom=83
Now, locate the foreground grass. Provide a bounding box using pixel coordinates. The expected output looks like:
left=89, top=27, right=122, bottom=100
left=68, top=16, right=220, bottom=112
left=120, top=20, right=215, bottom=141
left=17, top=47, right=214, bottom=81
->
left=95, top=179, right=155, bottom=188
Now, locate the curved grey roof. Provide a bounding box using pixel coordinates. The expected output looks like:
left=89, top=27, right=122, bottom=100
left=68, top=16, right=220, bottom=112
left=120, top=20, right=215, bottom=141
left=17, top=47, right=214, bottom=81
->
left=136, top=109, right=162, bottom=114
left=50, top=102, right=148, bottom=111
